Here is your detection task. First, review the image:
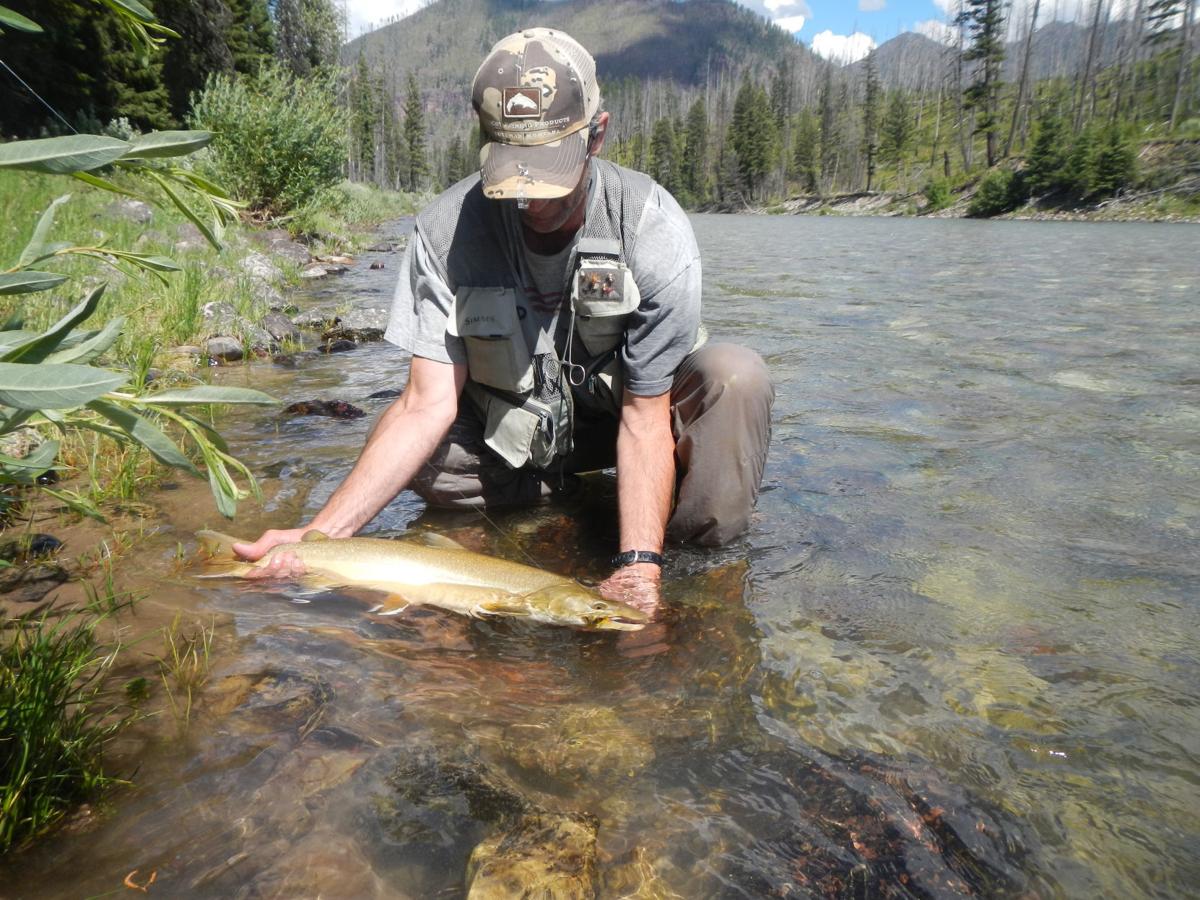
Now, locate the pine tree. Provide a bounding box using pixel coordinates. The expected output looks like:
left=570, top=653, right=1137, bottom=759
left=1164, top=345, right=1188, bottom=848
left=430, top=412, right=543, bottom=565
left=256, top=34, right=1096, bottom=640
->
left=960, top=0, right=1007, bottom=167
left=1023, top=110, right=1068, bottom=196
left=880, top=91, right=914, bottom=188
left=274, top=0, right=340, bottom=78
left=682, top=99, right=710, bottom=206
left=349, top=52, right=378, bottom=182
left=730, top=79, right=777, bottom=201
left=101, top=15, right=172, bottom=131
left=648, top=117, right=680, bottom=196
left=818, top=66, right=839, bottom=194
left=225, top=0, right=274, bottom=73
left=862, top=51, right=881, bottom=191
left=158, top=0, right=236, bottom=120
left=791, top=109, right=819, bottom=193
left=1090, top=123, right=1137, bottom=197
left=402, top=72, right=428, bottom=191
left=1063, top=125, right=1100, bottom=196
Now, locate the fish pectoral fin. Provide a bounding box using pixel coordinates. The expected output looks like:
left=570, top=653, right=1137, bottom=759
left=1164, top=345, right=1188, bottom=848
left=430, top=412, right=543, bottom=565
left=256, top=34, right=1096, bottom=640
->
left=301, top=529, right=331, bottom=542
left=474, top=594, right=532, bottom=618
left=368, top=594, right=410, bottom=616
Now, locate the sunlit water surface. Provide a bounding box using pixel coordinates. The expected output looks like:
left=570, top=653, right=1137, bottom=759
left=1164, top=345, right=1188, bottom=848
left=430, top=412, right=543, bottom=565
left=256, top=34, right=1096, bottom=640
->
left=4, top=216, right=1198, bottom=898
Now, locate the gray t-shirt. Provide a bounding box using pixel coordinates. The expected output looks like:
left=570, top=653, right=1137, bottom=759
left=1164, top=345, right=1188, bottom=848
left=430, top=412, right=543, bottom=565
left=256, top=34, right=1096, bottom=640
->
left=384, top=167, right=702, bottom=397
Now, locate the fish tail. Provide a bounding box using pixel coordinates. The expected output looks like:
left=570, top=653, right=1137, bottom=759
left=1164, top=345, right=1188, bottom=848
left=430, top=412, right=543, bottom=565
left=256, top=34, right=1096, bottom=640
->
left=195, top=529, right=254, bottom=576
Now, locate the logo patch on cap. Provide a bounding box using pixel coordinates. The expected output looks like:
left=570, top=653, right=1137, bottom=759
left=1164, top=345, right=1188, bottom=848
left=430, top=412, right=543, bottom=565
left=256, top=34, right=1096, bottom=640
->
left=503, top=87, right=541, bottom=120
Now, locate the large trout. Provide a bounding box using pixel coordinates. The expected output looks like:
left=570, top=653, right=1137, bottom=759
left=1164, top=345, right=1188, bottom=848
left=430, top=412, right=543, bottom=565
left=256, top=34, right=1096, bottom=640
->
left=196, top=530, right=647, bottom=632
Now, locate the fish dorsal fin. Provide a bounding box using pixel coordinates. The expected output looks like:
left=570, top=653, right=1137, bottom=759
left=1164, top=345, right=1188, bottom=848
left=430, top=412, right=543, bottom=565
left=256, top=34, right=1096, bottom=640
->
left=408, top=531, right=467, bottom=551
left=301, top=530, right=330, bottom=542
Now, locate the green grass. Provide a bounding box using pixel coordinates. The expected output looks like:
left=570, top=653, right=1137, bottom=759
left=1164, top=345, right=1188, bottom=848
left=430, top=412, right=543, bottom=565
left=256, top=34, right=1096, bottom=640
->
left=0, top=608, right=131, bottom=852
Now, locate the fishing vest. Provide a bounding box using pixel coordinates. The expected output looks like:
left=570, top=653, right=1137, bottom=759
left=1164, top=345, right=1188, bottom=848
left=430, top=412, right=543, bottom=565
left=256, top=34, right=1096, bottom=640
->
left=416, top=160, right=700, bottom=472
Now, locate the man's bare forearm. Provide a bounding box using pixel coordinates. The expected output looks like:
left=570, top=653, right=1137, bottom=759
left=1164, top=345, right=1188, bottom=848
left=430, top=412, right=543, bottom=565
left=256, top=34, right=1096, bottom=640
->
left=616, top=391, right=675, bottom=554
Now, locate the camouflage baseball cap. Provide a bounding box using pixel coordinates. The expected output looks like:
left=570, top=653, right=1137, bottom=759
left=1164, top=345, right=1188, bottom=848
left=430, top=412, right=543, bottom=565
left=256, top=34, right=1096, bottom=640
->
left=471, top=27, right=601, bottom=200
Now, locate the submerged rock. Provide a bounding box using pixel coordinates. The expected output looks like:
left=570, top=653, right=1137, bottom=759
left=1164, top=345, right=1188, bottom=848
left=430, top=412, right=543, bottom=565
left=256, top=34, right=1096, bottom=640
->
left=321, top=338, right=357, bottom=354
left=207, top=669, right=332, bottom=736
left=0, top=562, right=69, bottom=605
left=283, top=399, right=366, bottom=420
left=466, top=812, right=599, bottom=900
left=479, top=704, right=656, bottom=786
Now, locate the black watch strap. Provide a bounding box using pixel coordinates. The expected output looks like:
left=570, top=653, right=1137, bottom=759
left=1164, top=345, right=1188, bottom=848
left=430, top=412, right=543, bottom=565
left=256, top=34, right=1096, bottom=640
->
left=611, top=550, right=664, bottom=568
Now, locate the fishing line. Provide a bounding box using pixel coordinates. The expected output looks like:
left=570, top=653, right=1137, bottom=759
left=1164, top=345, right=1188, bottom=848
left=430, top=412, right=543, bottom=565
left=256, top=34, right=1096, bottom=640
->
left=417, top=457, right=554, bottom=573
left=0, top=58, right=79, bottom=134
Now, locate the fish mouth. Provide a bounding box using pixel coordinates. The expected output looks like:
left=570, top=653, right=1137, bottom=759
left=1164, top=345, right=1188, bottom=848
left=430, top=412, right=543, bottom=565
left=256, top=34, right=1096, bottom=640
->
left=587, top=614, right=648, bottom=632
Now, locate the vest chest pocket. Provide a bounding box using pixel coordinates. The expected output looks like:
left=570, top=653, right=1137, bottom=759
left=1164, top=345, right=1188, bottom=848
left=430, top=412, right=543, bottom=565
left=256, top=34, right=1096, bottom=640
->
left=572, top=260, right=640, bottom=356
left=452, top=287, right=535, bottom=394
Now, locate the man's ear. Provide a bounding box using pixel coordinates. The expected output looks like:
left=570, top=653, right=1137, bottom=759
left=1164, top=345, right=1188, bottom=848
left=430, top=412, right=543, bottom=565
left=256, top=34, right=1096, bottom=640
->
left=588, top=111, right=610, bottom=158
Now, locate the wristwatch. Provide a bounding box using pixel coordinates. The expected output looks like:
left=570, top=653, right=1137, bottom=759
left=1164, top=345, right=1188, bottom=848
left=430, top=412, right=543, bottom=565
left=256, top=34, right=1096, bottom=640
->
left=610, top=550, right=664, bottom=568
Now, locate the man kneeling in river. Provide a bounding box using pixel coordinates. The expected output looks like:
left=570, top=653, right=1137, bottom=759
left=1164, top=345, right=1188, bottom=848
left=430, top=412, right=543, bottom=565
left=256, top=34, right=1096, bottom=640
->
left=235, top=28, right=774, bottom=614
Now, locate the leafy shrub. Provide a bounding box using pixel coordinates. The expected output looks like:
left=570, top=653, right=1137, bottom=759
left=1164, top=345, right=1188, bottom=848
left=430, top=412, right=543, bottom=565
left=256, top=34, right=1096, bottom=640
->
left=189, top=65, right=348, bottom=217
left=922, top=176, right=952, bottom=212
left=967, top=169, right=1018, bottom=218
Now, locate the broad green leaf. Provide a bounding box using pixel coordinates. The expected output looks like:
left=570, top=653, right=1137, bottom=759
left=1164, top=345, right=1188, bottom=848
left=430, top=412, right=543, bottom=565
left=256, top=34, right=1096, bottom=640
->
left=0, top=6, right=41, bottom=32
left=147, top=171, right=222, bottom=249
left=138, top=386, right=277, bottom=406
left=1, top=284, right=106, bottom=363
left=105, top=251, right=180, bottom=273
left=174, top=169, right=232, bottom=199
left=44, top=316, right=124, bottom=365
left=0, top=440, right=59, bottom=484
left=0, top=330, right=38, bottom=353
left=86, top=399, right=200, bottom=476
left=0, top=271, right=68, bottom=295
left=176, top=410, right=229, bottom=452
left=0, top=135, right=131, bottom=174
left=71, top=170, right=145, bottom=199
left=41, top=487, right=106, bottom=521
left=208, top=465, right=237, bottom=518
left=0, top=361, right=127, bottom=410
left=125, top=130, right=212, bottom=159
left=97, top=0, right=155, bottom=23
left=18, top=194, right=71, bottom=267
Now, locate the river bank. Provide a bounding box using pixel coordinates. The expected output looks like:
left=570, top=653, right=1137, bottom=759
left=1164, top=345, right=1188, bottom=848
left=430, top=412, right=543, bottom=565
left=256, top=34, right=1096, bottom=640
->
left=751, top=184, right=1200, bottom=223
left=0, top=191, right=415, bottom=852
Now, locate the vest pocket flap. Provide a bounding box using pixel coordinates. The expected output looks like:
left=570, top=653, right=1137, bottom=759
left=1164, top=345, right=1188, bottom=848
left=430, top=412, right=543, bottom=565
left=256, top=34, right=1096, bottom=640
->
left=481, top=398, right=541, bottom=470
left=452, top=287, right=519, bottom=338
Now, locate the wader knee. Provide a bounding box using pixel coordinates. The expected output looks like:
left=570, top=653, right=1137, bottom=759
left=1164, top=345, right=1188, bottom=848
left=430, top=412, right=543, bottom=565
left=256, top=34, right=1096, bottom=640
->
left=667, top=342, right=774, bottom=546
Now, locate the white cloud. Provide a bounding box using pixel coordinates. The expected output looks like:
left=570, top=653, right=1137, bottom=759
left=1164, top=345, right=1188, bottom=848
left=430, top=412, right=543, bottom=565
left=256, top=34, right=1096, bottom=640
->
left=345, top=0, right=424, bottom=38
left=914, top=18, right=955, bottom=45
left=773, top=14, right=808, bottom=32
left=810, top=30, right=876, bottom=63
left=765, top=0, right=812, bottom=13
left=859, top=0, right=886, bottom=11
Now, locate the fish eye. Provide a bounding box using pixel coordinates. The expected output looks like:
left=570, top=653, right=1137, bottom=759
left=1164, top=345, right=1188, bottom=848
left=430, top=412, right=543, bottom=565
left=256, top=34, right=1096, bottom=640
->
left=591, top=602, right=608, bottom=610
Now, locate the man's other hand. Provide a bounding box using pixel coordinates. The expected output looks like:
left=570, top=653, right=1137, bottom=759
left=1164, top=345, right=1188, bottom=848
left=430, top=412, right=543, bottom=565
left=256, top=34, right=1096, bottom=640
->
left=231, top=528, right=311, bottom=579
left=598, top=562, right=661, bottom=617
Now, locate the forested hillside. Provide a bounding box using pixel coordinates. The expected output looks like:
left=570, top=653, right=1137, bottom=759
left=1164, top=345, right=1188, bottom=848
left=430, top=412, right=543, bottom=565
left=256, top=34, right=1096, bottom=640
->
left=3, top=0, right=1197, bottom=217
left=343, top=0, right=1198, bottom=216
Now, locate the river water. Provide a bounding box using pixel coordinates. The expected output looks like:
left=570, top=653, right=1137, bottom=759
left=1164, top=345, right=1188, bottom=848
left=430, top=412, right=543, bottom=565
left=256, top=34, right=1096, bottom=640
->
left=3, top=215, right=1198, bottom=898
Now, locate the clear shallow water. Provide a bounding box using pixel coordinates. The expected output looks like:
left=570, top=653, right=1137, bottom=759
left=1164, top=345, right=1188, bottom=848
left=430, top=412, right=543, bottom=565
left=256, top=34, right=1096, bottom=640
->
left=4, top=216, right=1198, bottom=898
